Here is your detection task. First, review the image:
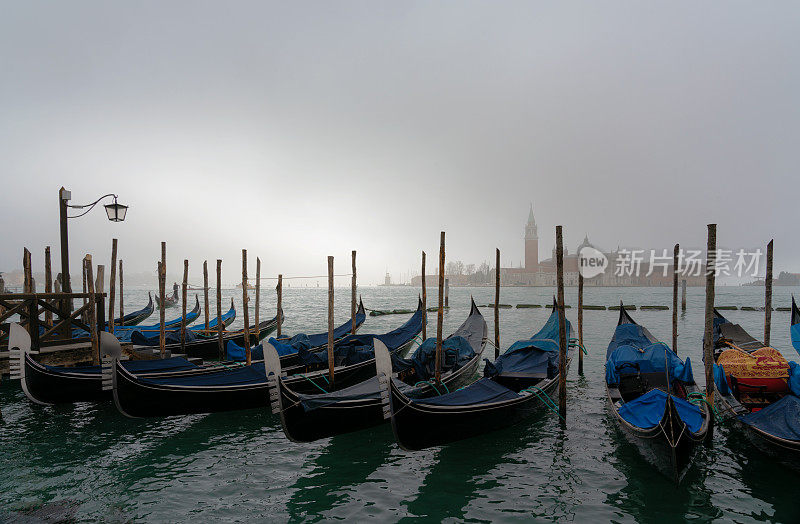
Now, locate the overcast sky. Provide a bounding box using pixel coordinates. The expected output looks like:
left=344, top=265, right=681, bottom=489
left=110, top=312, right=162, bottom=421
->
left=1, top=1, right=798, bottom=285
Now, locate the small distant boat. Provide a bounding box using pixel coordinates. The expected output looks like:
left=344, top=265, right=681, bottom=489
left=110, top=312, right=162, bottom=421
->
left=155, top=285, right=180, bottom=309
left=605, top=304, right=710, bottom=484
left=709, top=303, right=800, bottom=470
left=380, top=298, right=568, bottom=450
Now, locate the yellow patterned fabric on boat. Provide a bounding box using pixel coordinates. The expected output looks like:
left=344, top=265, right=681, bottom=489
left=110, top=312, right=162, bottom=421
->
left=717, top=347, right=790, bottom=379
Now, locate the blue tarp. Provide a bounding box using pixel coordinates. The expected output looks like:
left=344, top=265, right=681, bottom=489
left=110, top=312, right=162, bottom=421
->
left=130, top=328, right=199, bottom=346
left=791, top=324, right=800, bottom=357
left=411, top=377, right=519, bottom=406
left=114, top=308, right=201, bottom=342
left=740, top=394, right=800, bottom=441
left=484, top=307, right=572, bottom=378
left=45, top=356, right=198, bottom=375
left=189, top=305, right=235, bottom=333
left=606, top=343, right=694, bottom=385
left=139, top=361, right=267, bottom=387
left=392, top=336, right=475, bottom=382
left=787, top=361, right=800, bottom=397
left=617, top=388, right=704, bottom=433
left=714, top=363, right=731, bottom=396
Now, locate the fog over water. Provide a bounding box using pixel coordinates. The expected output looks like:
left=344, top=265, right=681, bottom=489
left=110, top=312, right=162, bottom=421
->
left=1, top=2, right=798, bottom=285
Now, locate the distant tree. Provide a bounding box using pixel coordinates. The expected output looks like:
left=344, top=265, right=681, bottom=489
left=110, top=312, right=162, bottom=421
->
left=446, top=261, right=465, bottom=275
left=465, top=264, right=476, bottom=275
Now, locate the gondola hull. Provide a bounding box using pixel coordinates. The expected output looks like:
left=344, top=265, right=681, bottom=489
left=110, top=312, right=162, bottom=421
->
left=22, top=353, right=108, bottom=404
left=278, top=341, right=479, bottom=443
left=390, top=360, right=569, bottom=451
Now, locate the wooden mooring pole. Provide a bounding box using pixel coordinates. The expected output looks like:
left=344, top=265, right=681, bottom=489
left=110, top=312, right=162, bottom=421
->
left=435, top=232, right=445, bottom=384
left=109, top=239, right=117, bottom=334
left=765, top=239, right=774, bottom=346
left=578, top=273, right=584, bottom=376
left=119, top=260, right=124, bottom=322
left=672, top=243, right=679, bottom=354
left=181, top=260, right=188, bottom=352
left=203, top=261, right=210, bottom=333
left=351, top=250, right=357, bottom=334
left=702, top=224, right=717, bottom=406
left=327, top=256, right=335, bottom=385
left=277, top=274, right=283, bottom=338
left=242, top=249, right=251, bottom=366
left=85, top=255, right=99, bottom=365
left=255, top=257, right=261, bottom=340
left=556, top=226, right=568, bottom=422
left=23, top=248, right=32, bottom=293
left=159, top=242, right=166, bottom=358
left=421, top=251, right=427, bottom=340
left=445, top=277, right=449, bottom=309
left=44, top=247, right=53, bottom=327
left=494, top=248, right=500, bottom=359
left=216, top=259, right=223, bottom=360
left=681, top=279, right=687, bottom=311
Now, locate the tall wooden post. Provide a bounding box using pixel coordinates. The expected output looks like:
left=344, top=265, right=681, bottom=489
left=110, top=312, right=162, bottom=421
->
left=23, top=248, right=32, bottom=293
left=764, top=239, right=774, bottom=346
left=82, top=261, right=88, bottom=324
left=672, top=243, right=679, bottom=354
left=327, top=256, right=335, bottom=384
left=681, top=279, right=687, bottom=311
left=351, top=250, right=357, bottom=334
left=255, top=257, right=261, bottom=340
left=109, top=239, right=118, bottom=334
left=494, top=248, right=500, bottom=359
left=242, top=249, right=251, bottom=365
left=58, top=187, right=73, bottom=333
left=702, top=224, right=717, bottom=404
left=203, top=261, right=210, bottom=332
left=435, top=232, right=445, bottom=384
left=216, top=259, right=223, bottom=360
left=159, top=242, right=166, bottom=358
left=445, top=278, right=449, bottom=308
left=556, top=226, right=568, bottom=421
left=118, top=260, right=124, bottom=322
left=578, top=273, right=584, bottom=375
left=85, top=255, right=99, bottom=365
left=181, top=260, right=188, bottom=352
left=277, top=274, right=283, bottom=337
left=421, top=251, right=427, bottom=340
left=44, top=247, right=53, bottom=327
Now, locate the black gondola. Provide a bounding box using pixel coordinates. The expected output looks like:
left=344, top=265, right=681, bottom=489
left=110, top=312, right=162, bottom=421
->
left=111, top=302, right=423, bottom=417
left=155, top=284, right=180, bottom=309
left=114, top=295, right=201, bottom=342
left=377, top=299, right=568, bottom=451
left=605, top=305, right=710, bottom=484
left=129, top=298, right=237, bottom=346
left=709, top=306, right=800, bottom=470
left=271, top=299, right=487, bottom=443
left=114, top=292, right=154, bottom=327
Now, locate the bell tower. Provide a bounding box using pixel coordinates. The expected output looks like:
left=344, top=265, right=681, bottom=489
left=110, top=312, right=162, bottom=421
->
left=524, top=204, right=538, bottom=271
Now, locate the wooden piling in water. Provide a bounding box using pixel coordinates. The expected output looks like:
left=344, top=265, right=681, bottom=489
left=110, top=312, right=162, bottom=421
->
left=445, top=277, right=449, bottom=309
left=421, top=251, right=427, bottom=340
left=672, top=243, right=678, bottom=354
left=44, top=246, right=53, bottom=327
left=277, top=274, right=283, bottom=338
left=85, top=255, right=99, bottom=365
left=216, top=259, right=223, bottom=360
left=435, top=232, right=445, bottom=384
left=159, top=242, right=166, bottom=358
left=681, top=279, right=687, bottom=311
left=255, top=257, right=261, bottom=340
left=556, top=226, right=568, bottom=421
left=327, top=256, right=335, bottom=385
left=765, top=239, right=774, bottom=346
left=23, top=248, right=32, bottom=293
left=494, top=248, right=500, bottom=359
left=242, top=249, right=251, bottom=366
left=203, top=261, right=210, bottom=333
left=351, top=250, right=357, bottom=334
left=578, top=273, right=584, bottom=376
left=181, top=259, right=188, bottom=352
left=702, top=224, right=717, bottom=405
left=109, top=239, right=117, bottom=334
left=119, top=260, right=124, bottom=322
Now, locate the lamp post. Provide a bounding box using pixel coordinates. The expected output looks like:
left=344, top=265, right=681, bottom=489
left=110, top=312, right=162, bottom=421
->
left=59, top=186, right=128, bottom=299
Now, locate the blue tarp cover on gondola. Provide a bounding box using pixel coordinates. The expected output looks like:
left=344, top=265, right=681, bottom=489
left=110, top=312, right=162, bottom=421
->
left=130, top=328, right=199, bottom=347
left=189, top=305, right=235, bottom=333
left=605, top=338, right=694, bottom=385
left=791, top=324, right=800, bottom=357
left=139, top=361, right=267, bottom=387
left=617, top=388, right=704, bottom=433
left=392, top=336, right=474, bottom=382
left=740, top=394, right=800, bottom=441
left=412, top=377, right=519, bottom=406
left=714, top=363, right=731, bottom=396
left=45, top=356, right=198, bottom=374
left=484, top=339, right=562, bottom=379
left=112, top=308, right=201, bottom=342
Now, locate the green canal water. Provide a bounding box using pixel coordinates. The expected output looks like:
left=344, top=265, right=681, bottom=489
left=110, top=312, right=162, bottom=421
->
left=2, top=285, right=799, bottom=522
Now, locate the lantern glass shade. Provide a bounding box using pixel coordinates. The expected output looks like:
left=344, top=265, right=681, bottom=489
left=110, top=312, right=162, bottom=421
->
left=104, top=202, right=128, bottom=222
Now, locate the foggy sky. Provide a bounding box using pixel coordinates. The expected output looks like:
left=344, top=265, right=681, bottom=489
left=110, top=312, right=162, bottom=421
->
left=1, top=1, right=798, bottom=285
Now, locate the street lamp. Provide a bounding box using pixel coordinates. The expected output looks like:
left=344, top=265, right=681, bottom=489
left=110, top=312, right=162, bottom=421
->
left=59, top=187, right=128, bottom=297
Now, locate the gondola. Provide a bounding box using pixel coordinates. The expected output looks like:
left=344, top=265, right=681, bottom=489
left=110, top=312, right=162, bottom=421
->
left=113, top=292, right=155, bottom=327
left=154, top=284, right=180, bottom=309
left=378, top=299, right=568, bottom=450
left=129, top=298, right=236, bottom=346
left=8, top=323, right=202, bottom=405
left=113, top=295, right=201, bottom=342
left=111, top=302, right=422, bottom=417
left=225, top=298, right=366, bottom=362
left=271, top=299, right=486, bottom=443
left=709, top=305, right=800, bottom=470
left=605, top=305, right=710, bottom=484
